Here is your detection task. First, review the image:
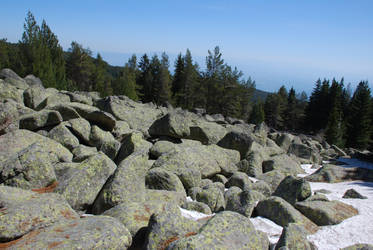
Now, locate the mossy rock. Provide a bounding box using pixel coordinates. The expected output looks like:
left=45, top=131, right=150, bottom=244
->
left=0, top=186, right=79, bottom=242
left=67, top=118, right=91, bottom=143
left=294, top=200, right=358, bottom=226
left=167, top=211, right=269, bottom=250
left=116, top=131, right=152, bottom=164
left=225, top=189, right=265, bottom=217
left=0, top=80, right=24, bottom=103
left=257, top=170, right=286, bottom=193
left=48, top=123, right=80, bottom=150
left=146, top=168, right=186, bottom=196
left=55, top=152, right=117, bottom=211
left=37, top=92, right=71, bottom=110
left=72, top=145, right=98, bottom=162
left=226, top=171, right=253, bottom=191
left=182, top=201, right=212, bottom=215
left=275, top=223, right=314, bottom=250
left=195, top=186, right=225, bottom=212
left=273, top=175, right=311, bottom=205
left=343, top=188, right=367, bottom=199
left=5, top=216, right=132, bottom=250
left=19, top=109, right=63, bottom=131
left=342, top=244, right=373, bottom=250
left=89, top=125, right=121, bottom=160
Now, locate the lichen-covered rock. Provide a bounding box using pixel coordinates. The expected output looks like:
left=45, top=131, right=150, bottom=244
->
left=256, top=196, right=318, bottom=234
left=0, top=186, right=79, bottom=241
left=67, top=117, right=91, bottom=143
left=294, top=200, right=358, bottom=226
left=288, top=142, right=321, bottom=164
left=144, top=204, right=201, bottom=250
left=305, top=193, right=329, bottom=202
left=37, top=92, right=71, bottom=109
left=167, top=211, right=269, bottom=250
left=0, top=129, right=73, bottom=163
left=343, top=188, right=368, bottom=199
left=217, top=130, right=255, bottom=159
left=226, top=171, right=253, bottom=191
left=23, top=86, right=48, bottom=110
left=195, top=186, right=225, bottom=212
left=19, top=109, right=63, bottom=131
left=48, top=123, right=80, bottom=150
left=0, top=80, right=24, bottom=103
left=116, top=132, right=152, bottom=164
left=0, top=143, right=58, bottom=189
left=212, top=174, right=228, bottom=184
left=96, top=95, right=164, bottom=135
left=257, top=170, right=286, bottom=193
left=305, top=164, right=362, bottom=183
left=225, top=187, right=265, bottom=217
left=342, top=244, right=373, bottom=250
left=149, top=111, right=192, bottom=139
left=188, top=120, right=227, bottom=144
left=112, top=120, right=133, bottom=141
left=55, top=152, right=116, bottom=211
left=72, top=145, right=98, bottom=162
left=48, top=104, right=81, bottom=121
left=89, top=125, right=120, bottom=159
left=237, top=158, right=263, bottom=177
left=273, top=176, right=311, bottom=205
left=24, top=74, right=43, bottom=88
left=252, top=181, right=272, bottom=197
left=146, top=168, right=186, bottom=195
left=182, top=201, right=212, bottom=214
left=64, top=91, right=93, bottom=105
left=103, top=201, right=179, bottom=237
left=275, top=223, right=314, bottom=250
left=5, top=216, right=132, bottom=250
left=150, top=140, right=178, bottom=158
left=68, top=102, right=116, bottom=131
left=92, top=151, right=149, bottom=214
left=0, top=100, right=22, bottom=135
left=262, top=154, right=304, bottom=176
left=0, top=68, right=29, bottom=89
left=146, top=189, right=186, bottom=206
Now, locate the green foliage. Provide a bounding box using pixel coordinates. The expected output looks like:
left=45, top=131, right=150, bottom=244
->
left=249, top=101, right=265, bottom=125
left=113, top=55, right=139, bottom=101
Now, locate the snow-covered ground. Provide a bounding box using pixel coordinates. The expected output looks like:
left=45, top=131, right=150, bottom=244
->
left=180, top=161, right=373, bottom=249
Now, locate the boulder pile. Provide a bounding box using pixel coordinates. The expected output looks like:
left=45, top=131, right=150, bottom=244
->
left=0, top=68, right=366, bottom=249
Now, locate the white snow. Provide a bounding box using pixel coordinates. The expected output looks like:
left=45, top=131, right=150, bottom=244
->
left=249, top=176, right=259, bottom=183
left=297, top=164, right=320, bottom=178
left=179, top=207, right=214, bottom=221
left=337, top=157, right=373, bottom=170
left=250, top=217, right=283, bottom=245
left=186, top=196, right=194, bottom=202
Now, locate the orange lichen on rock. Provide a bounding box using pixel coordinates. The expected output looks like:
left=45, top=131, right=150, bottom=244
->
left=158, top=236, right=179, bottom=250
left=47, top=241, right=63, bottom=249
left=134, top=214, right=149, bottom=222
left=184, top=232, right=197, bottom=237
left=60, top=209, right=78, bottom=220
left=31, top=181, right=58, bottom=194
left=0, top=230, right=40, bottom=249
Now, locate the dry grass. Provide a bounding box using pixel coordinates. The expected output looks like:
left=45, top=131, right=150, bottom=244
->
left=31, top=181, right=58, bottom=194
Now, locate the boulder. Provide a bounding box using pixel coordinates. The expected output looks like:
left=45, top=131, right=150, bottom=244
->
left=48, top=104, right=81, bottom=121
left=23, top=86, right=48, bottom=110
left=92, top=151, right=149, bottom=214
left=19, top=109, right=63, bottom=131
left=0, top=129, right=72, bottom=163
left=342, top=244, right=373, bottom=250
left=0, top=186, right=79, bottom=241
left=0, top=143, right=58, bottom=189
left=72, top=145, right=98, bottom=162
left=0, top=101, right=21, bottom=135
left=112, top=120, right=133, bottom=141
left=294, top=200, right=358, bottom=226
left=255, top=196, right=318, bottom=234
left=89, top=125, right=121, bottom=159
left=149, top=111, right=192, bottom=139
left=226, top=171, right=253, bottom=190
left=5, top=216, right=132, bottom=250
left=167, top=211, right=269, bottom=250
left=48, top=123, right=80, bottom=150
left=217, top=130, right=255, bottom=159
left=275, top=223, right=314, bottom=250
left=212, top=174, right=228, bottom=184
left=68, top=102, right=116, bottom=131
left=116, top=132, right=152, bottom=164
left=273, top=176, right=312, bottom=205
left=0, top=68, right=29, bottom=89
left=146, top=168, right=186, bottom=195
left=103, top=201, right=179, bottom=237
left=262, top=154, right=304, bottom=176
left=144, top=204, right=201, bottom=250
left=64, top=91, right=93, bottom=105
left=195, top=186, right=225, bottom=212
left=275, top=133, right=296, bottom=151
left=188, top=120, right=227, bottom=144
left=96, top=95, right=164, bottom=134
left=0, top=80, right=24, bottom=103
left=55, top=152, right=116, bottom=211
left=257, top=170, right=286, bottom=193
left=182, top=201, right=212, bottom=214
left=36, top=92, right=71, bottom=110
left=288, top=143, right=321, bottom=164
left=67, top=118, right=91, bottom=143
left=225, top=188, right=265, bottom=217
left=252, top=181, right=272, bottom=197
left=343, top=189, right=367, bottom=199
left=150, top=140, right=179, bottom=159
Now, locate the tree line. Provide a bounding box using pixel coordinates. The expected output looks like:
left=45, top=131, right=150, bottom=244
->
left=1, top=12, right=372, bottom=150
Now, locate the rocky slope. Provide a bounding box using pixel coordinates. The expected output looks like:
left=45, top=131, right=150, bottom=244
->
left=0, top=68, right=370, bottom=249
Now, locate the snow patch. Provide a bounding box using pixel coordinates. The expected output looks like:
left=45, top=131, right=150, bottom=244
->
left=250, top=217, right=283, bottom=245
left=186, top=196, right=194, bottom=202
left=297, top=164, right=320, bottom=178
left=249, top=176, right=259, bottom=183
left=179, top=207, right=214, bottom=221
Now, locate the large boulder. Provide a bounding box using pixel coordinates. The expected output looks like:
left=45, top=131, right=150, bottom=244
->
left=0, top=80, right=24, bottom=103
left=67, top=118, right=91, bottom=143
left=48, top=123, right=80, bottom=150
left=146, top=168, right=186, bottom=195
left=0, top=186, right=79, bottom=241
left=64, top=91, right=93, bottom=105
left=225, top=187, right=265, bottom=217
left=96, top=95, right=164, bottom=135
left=5, top=216, right=132, bottom=250
left=0, top=143, right=58, bottom=189
left=262, top=154, right=304, bottom=176
left=48, top=103, right=81, bottom=121
left=167, top=211, right=269, bottom=250
left=255, top=196, right=318, bottom=234
left=217, top=130, right=255, bottom=159
left=275, top=223, right=314, bottom=250
left=188, top=120, right=227, bottom=144
left=226, top=171, right=253, bottom=190
left=89, top=125, right=121, bottom=159
left=19, top=109, right=63, bottom=131
left=24, top=74, right=43, bottom=88
left=0, top=129, right=73, bottom=163
left=115, top=132, right=152, bottom=164
left=36, top=92, right=71, bottom=110
left=294, top=200, right=358, bottom=226
left=343, top=189, right=368, bottom=199
left=23, top=86, right=48, bottom=110
left=256, top=170, right=286, bottom=193
left=68, top=102, right=116, bottom=131
left=288, top=142, right=321, bottom=164
left=92, top=151, right=149, bottom=214
left=144, top=205, right=201, bottom=250
left=71, top=145, right=98, bottom=162
left=55, top=152, right=117, bottom=211
left=195, top=186, right=225, bottom=212
left=342, top=244, right=373, bottom=250
left=0, top=68, right=29, bottom=89
left=182, top=201, right=212, bottom=214
left=273, top=176, right=312, bottom=205
left=149, top=111, right=192, bottom=139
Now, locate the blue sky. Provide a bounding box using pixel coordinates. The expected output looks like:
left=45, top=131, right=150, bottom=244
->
left=1, top=0, right=372, bottom=94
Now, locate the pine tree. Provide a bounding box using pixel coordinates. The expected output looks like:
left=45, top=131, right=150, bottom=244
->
left=157, top=52, right=172, bottom=105
left=91, top=53, right=107, bottom=96
left=171, top=53, right=185, bottom=106
left=238, top=77, right=256, bottom=121
left=346, top=81, right=372, bottom=149
left=113, top=55, right=139, bottom=100
left=249, top=101, right=265, bottom=125
left=137, top=54, right=153, bottom=102
left=0, top=39, right=10, bottom=69
left=284, top=87, right=297, bottom=131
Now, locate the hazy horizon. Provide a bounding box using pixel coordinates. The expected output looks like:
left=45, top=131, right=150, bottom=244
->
left=1, top=0, right=372, bottom=94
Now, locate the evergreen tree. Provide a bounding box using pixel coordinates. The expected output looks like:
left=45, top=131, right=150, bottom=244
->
left=238, top=77, right=256, bottom=121
left=157, top=52, right=172, bottom=105
left=171, top=53, right=185, bottom=105
left=91, top=53, right=107, bottom=96
left=284, top=87, right=297, bottom=131
left=249, top=101, right=265, bottom=125
left=0, top=39, right=9, bottom=69
left=346, top=81, right=372, bottom=149
left=66, top=41, right=94, bottom=91
left=113, top=55, right=139, bottom=100
left=137, top=54, right=152, bottom=102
